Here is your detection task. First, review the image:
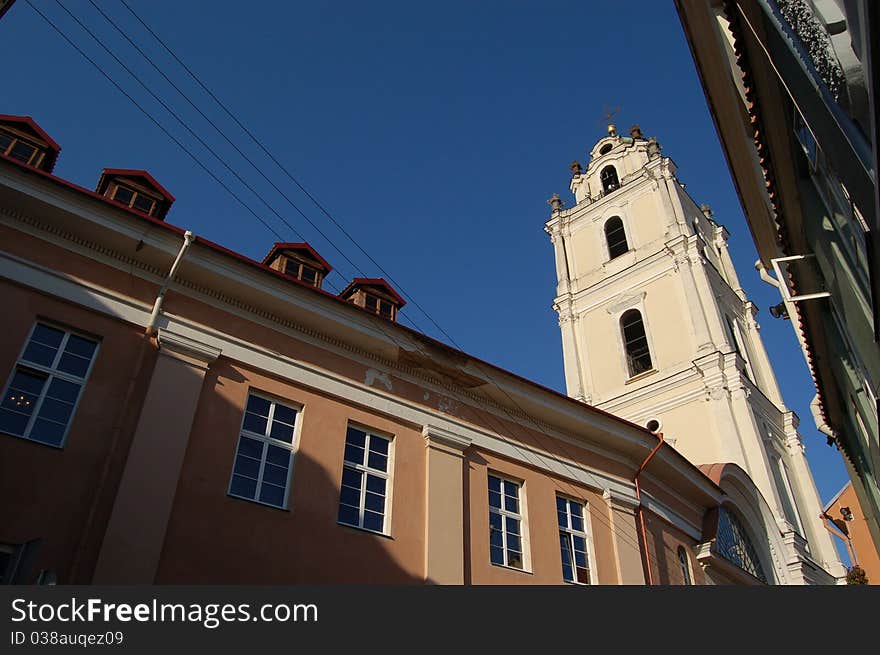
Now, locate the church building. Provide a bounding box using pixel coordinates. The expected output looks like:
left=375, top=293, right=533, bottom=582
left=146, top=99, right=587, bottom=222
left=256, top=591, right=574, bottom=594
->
left=546, top=122, right=844, bottom=583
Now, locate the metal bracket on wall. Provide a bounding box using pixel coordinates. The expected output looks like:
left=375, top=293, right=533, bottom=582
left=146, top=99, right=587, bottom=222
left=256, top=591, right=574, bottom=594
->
left=770, top=254, right=831, bottom=302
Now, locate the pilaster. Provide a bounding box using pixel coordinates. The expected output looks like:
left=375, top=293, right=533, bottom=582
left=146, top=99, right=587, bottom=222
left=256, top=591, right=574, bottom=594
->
left=603, top=489, right=646, bottom=585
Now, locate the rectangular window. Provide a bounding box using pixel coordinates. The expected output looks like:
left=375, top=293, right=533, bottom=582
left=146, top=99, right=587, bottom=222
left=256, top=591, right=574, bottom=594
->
left=557, top=496, right=591, bottom=584
left=228, top=393, right=299, bottom=509
left=0, top=323, right=99, bottom=447
left=337, top=426, right=391, bottom=533
left=489, top=474, right=525, bottom=570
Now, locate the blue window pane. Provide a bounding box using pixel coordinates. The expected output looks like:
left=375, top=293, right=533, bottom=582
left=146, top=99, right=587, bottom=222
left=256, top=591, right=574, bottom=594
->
left=507, top=518, right=520, bottom=536
left=556, top=496, right=567, bottom=512
left=46, top=378, right=80, bottom=404
left=57, top=353, right=90, bottom=378
left=242, top=412, right=267, bottom=435
left=570, top=513, right=584, bottom=533
left=36, top=397, right=74, bottom=425
left=262, top=462, right=288, bottom=486
left=230, top=474, right=257, bottom=499
left=266, top=444, right=290, bottom=467
left=237, top=436, right=264, bottom=459
left=504, top=494, right=519, bottom=513
left=507, top=534, right=521, bottom=553
left=490, top=527, right=504, bottom=547
left=367, top=451, right=387, bottom=472
left=366, top=474, right=386, bottom=494
left=573, top=536, right=586, bottom=552
left=22, top=342, right=58, bottom=367
left=363, top=510, right=384, bottom=532
left=562, top=561, right=574, bottom=583
left=29, top=418, right=66, bottom=445
left=490, top=545, right=505, bottom=565
left=345, top=427, right=366, bottom=448
left=488, top=490, right=502, bottom=509
left=246, top=395, right=271, bottom=417
left=64, top=334, right=97, bottom=359
left=0, top=408, right=30, bottom=436
left=364, top=491, right=384, bottom=513
left=31, top=324, right=65, bottom=348
left=557, top=510, right=567, bottom=529
left=369, top=436, right=389, bottom=455
left=272, top=404, right=297, bottom=425
left=269, top=421, right=294, bottom=443
left=508, top=551, right=523, bottom=569
left=503, top=480, right=519, bottom=497
left=340, top=485, right=360, bottom=507
left=233, top=455, right=260, bottom=479
left=341, top=468, right=362, bottom=489
left=344, top=444, right=365, bottom=466
left=337, top=504, right=359, bottom=526
left=488, top=476, right=501, bottom=493
left=259, top=483, right=286, bottom=507
left=489, top=512, right=502, bottom=530
left=3, top=377, right=42, bottom=414
left=8, top=369, right=48, bottom=396
left=574, top=550, right=587, bottom=568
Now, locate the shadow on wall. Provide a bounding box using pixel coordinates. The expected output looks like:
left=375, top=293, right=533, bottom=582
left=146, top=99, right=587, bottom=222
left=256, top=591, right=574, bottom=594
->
left=149, top=367, right=429, bottom=585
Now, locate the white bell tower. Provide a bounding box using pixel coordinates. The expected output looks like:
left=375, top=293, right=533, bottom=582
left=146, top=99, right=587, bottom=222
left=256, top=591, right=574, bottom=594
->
left=545, top=122, right=844, bottom=581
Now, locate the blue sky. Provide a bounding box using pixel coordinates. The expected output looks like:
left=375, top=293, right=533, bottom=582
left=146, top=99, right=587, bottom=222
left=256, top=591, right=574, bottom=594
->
left=1, top=2, right=850, bottom=513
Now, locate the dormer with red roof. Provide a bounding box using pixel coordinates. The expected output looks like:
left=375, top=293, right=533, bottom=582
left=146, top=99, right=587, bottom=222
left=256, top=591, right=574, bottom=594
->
left=340, top=278, right=406, bottom=322
left=263, top=242, right=332, bottom=289
left=96, top=169, right=175, bottom=220
left=0, top=114, right=61, bottom=173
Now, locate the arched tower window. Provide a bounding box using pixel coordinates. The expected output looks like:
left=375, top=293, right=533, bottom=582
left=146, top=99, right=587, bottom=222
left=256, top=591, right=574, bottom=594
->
left=604, top=216, right=628, bottom=259
left=620, top=309, right=653, bottom=377
left=677, top=546, right=693, bottom=585
left=716, top=507, right=768, bottom=583
left=600, top=165, right=620, bottom=193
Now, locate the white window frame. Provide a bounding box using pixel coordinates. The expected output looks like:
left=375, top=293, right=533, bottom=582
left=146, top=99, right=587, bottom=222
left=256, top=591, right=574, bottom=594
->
left=0, top=321, right=100, bottom=448
left=677, top=546, right=693, bottom=585
left=488, top=473, right=529, bottom=572
left=556, top=494, right=595, bottom=585
left=226, top=391, right=301, bottom=510
left=337, top=424, right=394, bottom=536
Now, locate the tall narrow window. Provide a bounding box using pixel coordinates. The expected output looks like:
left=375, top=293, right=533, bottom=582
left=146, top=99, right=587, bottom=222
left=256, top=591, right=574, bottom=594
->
left=338, top=426, right=391, bottom=533
left=677, top=546, right=693, bottom=585
left=769, top=450, right=803, bottom=535
left=0, top=323, right=99, bottom=447
left=489, top=475, right=525, bottom=570
left=600, top=165, right=620, bottom=193
left=620, top=309, right=653, bottom=377
left=557, top=496, right=591, bottom=584
left=228, top=393, right=298, bottom=509
left=604, top=216, right=629, bottom=259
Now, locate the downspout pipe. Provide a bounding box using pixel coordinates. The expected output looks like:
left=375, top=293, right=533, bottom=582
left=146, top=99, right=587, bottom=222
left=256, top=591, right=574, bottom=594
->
left=819, top=512, right=858, bottom=570
left=146, top=230, right=194, bottom=335
left=634, top=432, right=664, bottom=585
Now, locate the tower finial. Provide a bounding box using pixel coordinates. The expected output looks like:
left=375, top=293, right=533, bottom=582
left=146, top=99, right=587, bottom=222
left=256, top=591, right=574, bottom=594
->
left=597, top=105, right=621, bottom=137
left=547, top=192, right=564, bottom=212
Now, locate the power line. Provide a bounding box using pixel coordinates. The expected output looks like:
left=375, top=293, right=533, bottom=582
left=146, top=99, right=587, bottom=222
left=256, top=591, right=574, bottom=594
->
left=28, top=0, right=688, bottom=575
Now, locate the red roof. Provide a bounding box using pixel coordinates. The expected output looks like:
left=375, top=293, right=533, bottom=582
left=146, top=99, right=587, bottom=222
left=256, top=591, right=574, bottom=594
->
left=339, top=277, right=406, bottom=307
left=262, top=242, right=333, bottom=273
left=0, top=114, right=61, bottom=172
left=98, top=168, right=176, bottom=203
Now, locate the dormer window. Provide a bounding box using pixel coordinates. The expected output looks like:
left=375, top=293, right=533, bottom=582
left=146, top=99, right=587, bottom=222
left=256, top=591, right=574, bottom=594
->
left=0, top=130, right=41, bottom=166
left=0, top=115, right=61, bottom=172
left=284, top=259, right=322, bottom=287
left=365, top=293, right=395, bottom=320
left=263, top=242, right=332, bottom=290
left=339, top=278, right=405, bottom=323
left=600, top=165, right=620, bottom=194
left=109, top=183, right=159, bottom=217
left=96, top=169, right=174, bottom=220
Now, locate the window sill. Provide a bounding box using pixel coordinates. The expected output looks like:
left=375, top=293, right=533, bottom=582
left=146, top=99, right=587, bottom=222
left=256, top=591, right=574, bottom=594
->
left=625, top=368, right=659, bottom=385
left=337, top=521, right=394, bottom=540
left=226, top=492, right=290, bottom=512
left=491, top=562, right=532, bottom=575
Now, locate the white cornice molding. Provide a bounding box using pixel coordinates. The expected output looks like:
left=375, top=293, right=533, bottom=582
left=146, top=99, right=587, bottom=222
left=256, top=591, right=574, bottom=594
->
left=157, top=328, right=221, bottom=366
left=423, top=424, right=472, bottom=454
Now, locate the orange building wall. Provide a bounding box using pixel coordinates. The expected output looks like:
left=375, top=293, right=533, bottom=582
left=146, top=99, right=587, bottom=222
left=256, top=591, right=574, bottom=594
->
left=828, top=484, right=880, bottom=584
left=0, top=278, right=157, bottom=583
left=641, top=511, right=704, bottom=585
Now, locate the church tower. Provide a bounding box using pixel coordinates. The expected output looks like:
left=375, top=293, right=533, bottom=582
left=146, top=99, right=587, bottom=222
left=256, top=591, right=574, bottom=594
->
left=545, top=122, right=844, bottom=582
